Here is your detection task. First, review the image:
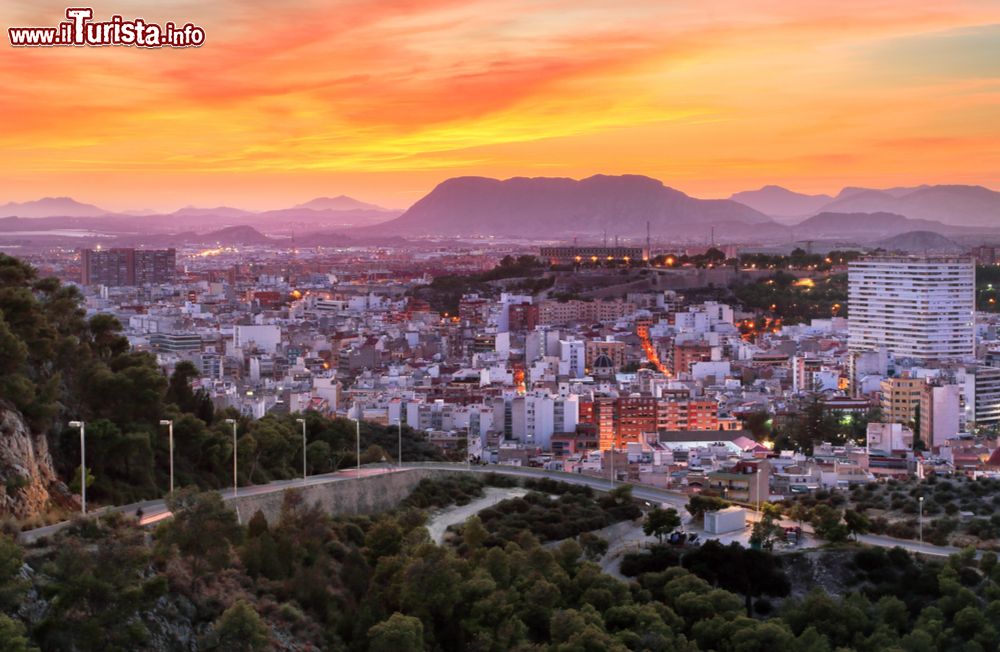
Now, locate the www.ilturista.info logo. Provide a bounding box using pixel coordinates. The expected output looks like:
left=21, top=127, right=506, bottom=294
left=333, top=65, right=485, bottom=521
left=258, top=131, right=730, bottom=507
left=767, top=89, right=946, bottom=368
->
left=9, top=7, right=205, bottom=48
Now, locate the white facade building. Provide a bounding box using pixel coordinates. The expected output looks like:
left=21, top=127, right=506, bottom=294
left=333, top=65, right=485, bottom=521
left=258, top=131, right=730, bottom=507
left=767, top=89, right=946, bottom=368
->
left=559, top=339, right=586, bottom=378
left=848, top=256, right=974, bottom=361
left=234, top=325, right=282, bottom=353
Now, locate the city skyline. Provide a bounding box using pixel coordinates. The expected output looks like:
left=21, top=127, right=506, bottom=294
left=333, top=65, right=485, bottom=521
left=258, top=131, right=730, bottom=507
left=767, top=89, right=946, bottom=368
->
left=2, top=0, right=998, bottom=211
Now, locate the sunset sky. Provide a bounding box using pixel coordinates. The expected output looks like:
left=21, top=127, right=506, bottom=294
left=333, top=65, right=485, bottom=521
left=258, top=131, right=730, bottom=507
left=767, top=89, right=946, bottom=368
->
left=2, top=0, right=998, bottom=211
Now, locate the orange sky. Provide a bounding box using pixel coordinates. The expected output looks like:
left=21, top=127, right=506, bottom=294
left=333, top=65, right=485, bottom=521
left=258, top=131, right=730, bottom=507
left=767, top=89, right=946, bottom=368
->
left=2, top=0, right=998, bottom=211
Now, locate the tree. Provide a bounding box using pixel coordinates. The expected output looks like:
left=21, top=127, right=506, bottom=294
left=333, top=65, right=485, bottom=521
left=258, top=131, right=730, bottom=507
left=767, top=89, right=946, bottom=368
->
left=158, top=488, right=243, bottom=582
left=0, top=535, right=26, bottom=609
left=212, top=600, right=268, bottom=652
left=809, top=505, right=849, bottom=543
left=369, top=612, right=424, bottom=652
left=788, top=503, right=810, bottom=527
left=744, top=411, right=773, bottom=440
left=165, top=361, right=200, bottom=413
left=687, top=494, right=729, bottom=524
left=578, top=532, right=609, bottom=561
left=643, top=507, right=681, bottom=543
left=681, top=541, right=790, bottom=616
left=87, top=313, right=128, bottom=360
left=844, top=509, right=871, bottom=540
left=366, top=519, right=404, bottom=562
left=35, top=515, right=166, bottom=651
left=463, top=515, right=488, bottom=552
left=750, top=503, right=785, bottom=550
left=788, top=392, right=838, bottom=453
left=0, top=615, right=37, bottom=652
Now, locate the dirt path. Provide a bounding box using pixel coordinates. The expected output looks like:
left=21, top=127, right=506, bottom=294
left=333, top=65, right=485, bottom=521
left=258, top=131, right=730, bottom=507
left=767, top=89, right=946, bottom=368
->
left=426, top=487, right=528, bottom=544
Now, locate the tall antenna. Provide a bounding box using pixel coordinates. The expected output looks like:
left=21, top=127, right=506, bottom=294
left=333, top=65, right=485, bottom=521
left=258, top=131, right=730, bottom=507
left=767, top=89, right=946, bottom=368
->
left=603, top=230, right=608, bottom=247
left=710, top=226, right=715, bottom=247
left=646, top=221, right=651, bottom=259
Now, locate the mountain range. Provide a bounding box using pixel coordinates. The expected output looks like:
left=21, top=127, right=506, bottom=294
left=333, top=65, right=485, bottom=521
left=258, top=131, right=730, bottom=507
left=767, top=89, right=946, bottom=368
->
left=0, top=196, right=400, bottom=234
left=730, top=184, right=997, bottom=226
left=2, top=177, right=997, bottom=244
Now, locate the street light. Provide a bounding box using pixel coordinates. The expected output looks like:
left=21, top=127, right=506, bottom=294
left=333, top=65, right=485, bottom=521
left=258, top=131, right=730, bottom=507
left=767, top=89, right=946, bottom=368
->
left=295, top=418, right=307, bottom=479
left=68, top=421, right=86, bottom=515
left=225, top=419, right=238, bottom=497
left=353, top=406, right=361, bottom=474
left=919, top=496, right=924, bottom=544
left=610, top=444, right=616, bottom=487
left=756, top=468, right=762, bottom=514
left=159, top=420, right=174, bottom=495
left=397, top=419, right=403, bottom=468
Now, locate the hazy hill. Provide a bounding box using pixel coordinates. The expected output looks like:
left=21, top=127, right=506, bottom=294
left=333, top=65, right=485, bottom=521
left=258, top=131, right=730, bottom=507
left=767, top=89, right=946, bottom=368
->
left=169, top=206, right=255, bottom=219
left=113, top=225, right=281, bottom=247
left=730, top=185, right=833, bottom=218
left=295, top=196, right=388, bottom=212
left=819, top=185, right=1000, bottom=227
left=199, top=225, right=276, bottom=245
left=255, top=207, right=397, bottom=227
left=366, top=174, right=772, bottom=237
left=0, top=195, right=398, bottom=232
left=791, top=211, right=955, bottom=239
left=0, top=197, right=109, bottom=218
left=876, top=230, right=962, bottom=253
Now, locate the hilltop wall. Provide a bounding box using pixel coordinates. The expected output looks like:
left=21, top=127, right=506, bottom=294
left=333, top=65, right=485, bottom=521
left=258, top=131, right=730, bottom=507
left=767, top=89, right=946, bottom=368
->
left=226, top=468, right=449, bottom=524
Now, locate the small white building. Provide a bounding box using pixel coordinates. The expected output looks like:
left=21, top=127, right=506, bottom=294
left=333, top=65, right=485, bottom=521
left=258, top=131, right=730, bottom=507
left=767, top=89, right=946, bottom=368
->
left=704, top=506, right=746, bottom=534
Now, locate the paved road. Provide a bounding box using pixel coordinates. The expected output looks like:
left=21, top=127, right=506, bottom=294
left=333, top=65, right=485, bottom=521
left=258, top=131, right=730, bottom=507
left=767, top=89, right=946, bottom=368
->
left=19, top=466, right=396, bottom=543
left=18, top=462, right=969, bottom=557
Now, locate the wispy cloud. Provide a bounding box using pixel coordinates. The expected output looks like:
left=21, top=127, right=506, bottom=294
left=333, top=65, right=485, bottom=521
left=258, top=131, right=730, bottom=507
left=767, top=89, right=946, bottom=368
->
left=0, top=0, right=997, bottom=209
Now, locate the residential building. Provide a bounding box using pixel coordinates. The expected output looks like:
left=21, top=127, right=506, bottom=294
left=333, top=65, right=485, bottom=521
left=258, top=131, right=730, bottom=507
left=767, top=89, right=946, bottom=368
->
left=80, top=248, right=176, bottom=286
left=848, top=255, right=975, bottom=361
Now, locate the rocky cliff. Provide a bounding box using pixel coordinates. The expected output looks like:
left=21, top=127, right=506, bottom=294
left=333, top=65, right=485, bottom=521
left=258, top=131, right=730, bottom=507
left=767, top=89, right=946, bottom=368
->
left=0, top=403, right=74, bottom=520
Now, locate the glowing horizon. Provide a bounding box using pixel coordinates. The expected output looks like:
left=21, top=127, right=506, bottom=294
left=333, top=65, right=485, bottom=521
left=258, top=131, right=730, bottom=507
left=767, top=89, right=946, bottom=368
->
left=2, top=0, right=998, bottom=212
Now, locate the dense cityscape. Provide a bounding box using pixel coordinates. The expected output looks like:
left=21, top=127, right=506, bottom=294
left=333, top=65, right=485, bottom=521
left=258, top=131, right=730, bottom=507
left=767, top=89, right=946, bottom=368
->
left=20, top=240, right=1000, bottom=489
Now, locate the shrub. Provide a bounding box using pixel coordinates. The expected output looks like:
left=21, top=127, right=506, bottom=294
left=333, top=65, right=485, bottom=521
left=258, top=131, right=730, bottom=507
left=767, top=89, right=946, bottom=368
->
left=620, top=545, right=681, bottom=577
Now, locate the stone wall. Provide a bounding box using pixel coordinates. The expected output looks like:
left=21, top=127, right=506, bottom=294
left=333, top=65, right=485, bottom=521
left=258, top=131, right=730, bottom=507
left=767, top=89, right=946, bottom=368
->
left=226, top=468, right=449, bottom=525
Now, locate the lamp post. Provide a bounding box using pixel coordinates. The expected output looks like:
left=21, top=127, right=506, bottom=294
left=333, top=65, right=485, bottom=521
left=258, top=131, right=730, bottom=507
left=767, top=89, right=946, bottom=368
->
left=158, top=419, right=174, bottom=495
left=919, top=496, right=924, bottom=544
left=68, top=421, right=86, bottom=515
left=296, top=418, right=307, bottom=479
left=225, top=418, right=238, bottom=497
left=398, top=419, right=403, bottom=468
left=756, top=468, right=762, bottom=514
left=354, top=407, right=361, bottom=474
left=467, top=421, right=472, bottom=470
left=610, top=444, right=615, bottom=487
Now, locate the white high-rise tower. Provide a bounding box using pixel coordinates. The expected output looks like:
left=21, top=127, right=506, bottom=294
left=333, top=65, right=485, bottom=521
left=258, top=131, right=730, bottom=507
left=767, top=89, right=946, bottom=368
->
left=848, top=255, right=975, bottom=361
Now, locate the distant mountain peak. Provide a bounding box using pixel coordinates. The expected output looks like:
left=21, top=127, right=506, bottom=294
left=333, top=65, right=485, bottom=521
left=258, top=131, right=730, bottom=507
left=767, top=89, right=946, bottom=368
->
left=363, top=174, right=772, bottom=237
left=0, top=197, right=109, bottom=218
left=729, top=186, right=833, bottom=218
left=877, top=230, right=961, bottom=253
left=821, top=184, right=1000, bottom=227
left=294, top=196, right=387, bottom=212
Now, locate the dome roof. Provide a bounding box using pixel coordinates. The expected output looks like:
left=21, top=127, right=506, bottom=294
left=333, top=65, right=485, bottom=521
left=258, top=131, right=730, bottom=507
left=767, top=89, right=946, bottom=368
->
left=592, top=353, right=615, bottom=368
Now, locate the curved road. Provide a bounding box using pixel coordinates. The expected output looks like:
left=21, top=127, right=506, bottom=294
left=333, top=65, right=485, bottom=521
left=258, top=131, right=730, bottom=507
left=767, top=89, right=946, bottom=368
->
left=18, top=462, right=970, bottom=557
